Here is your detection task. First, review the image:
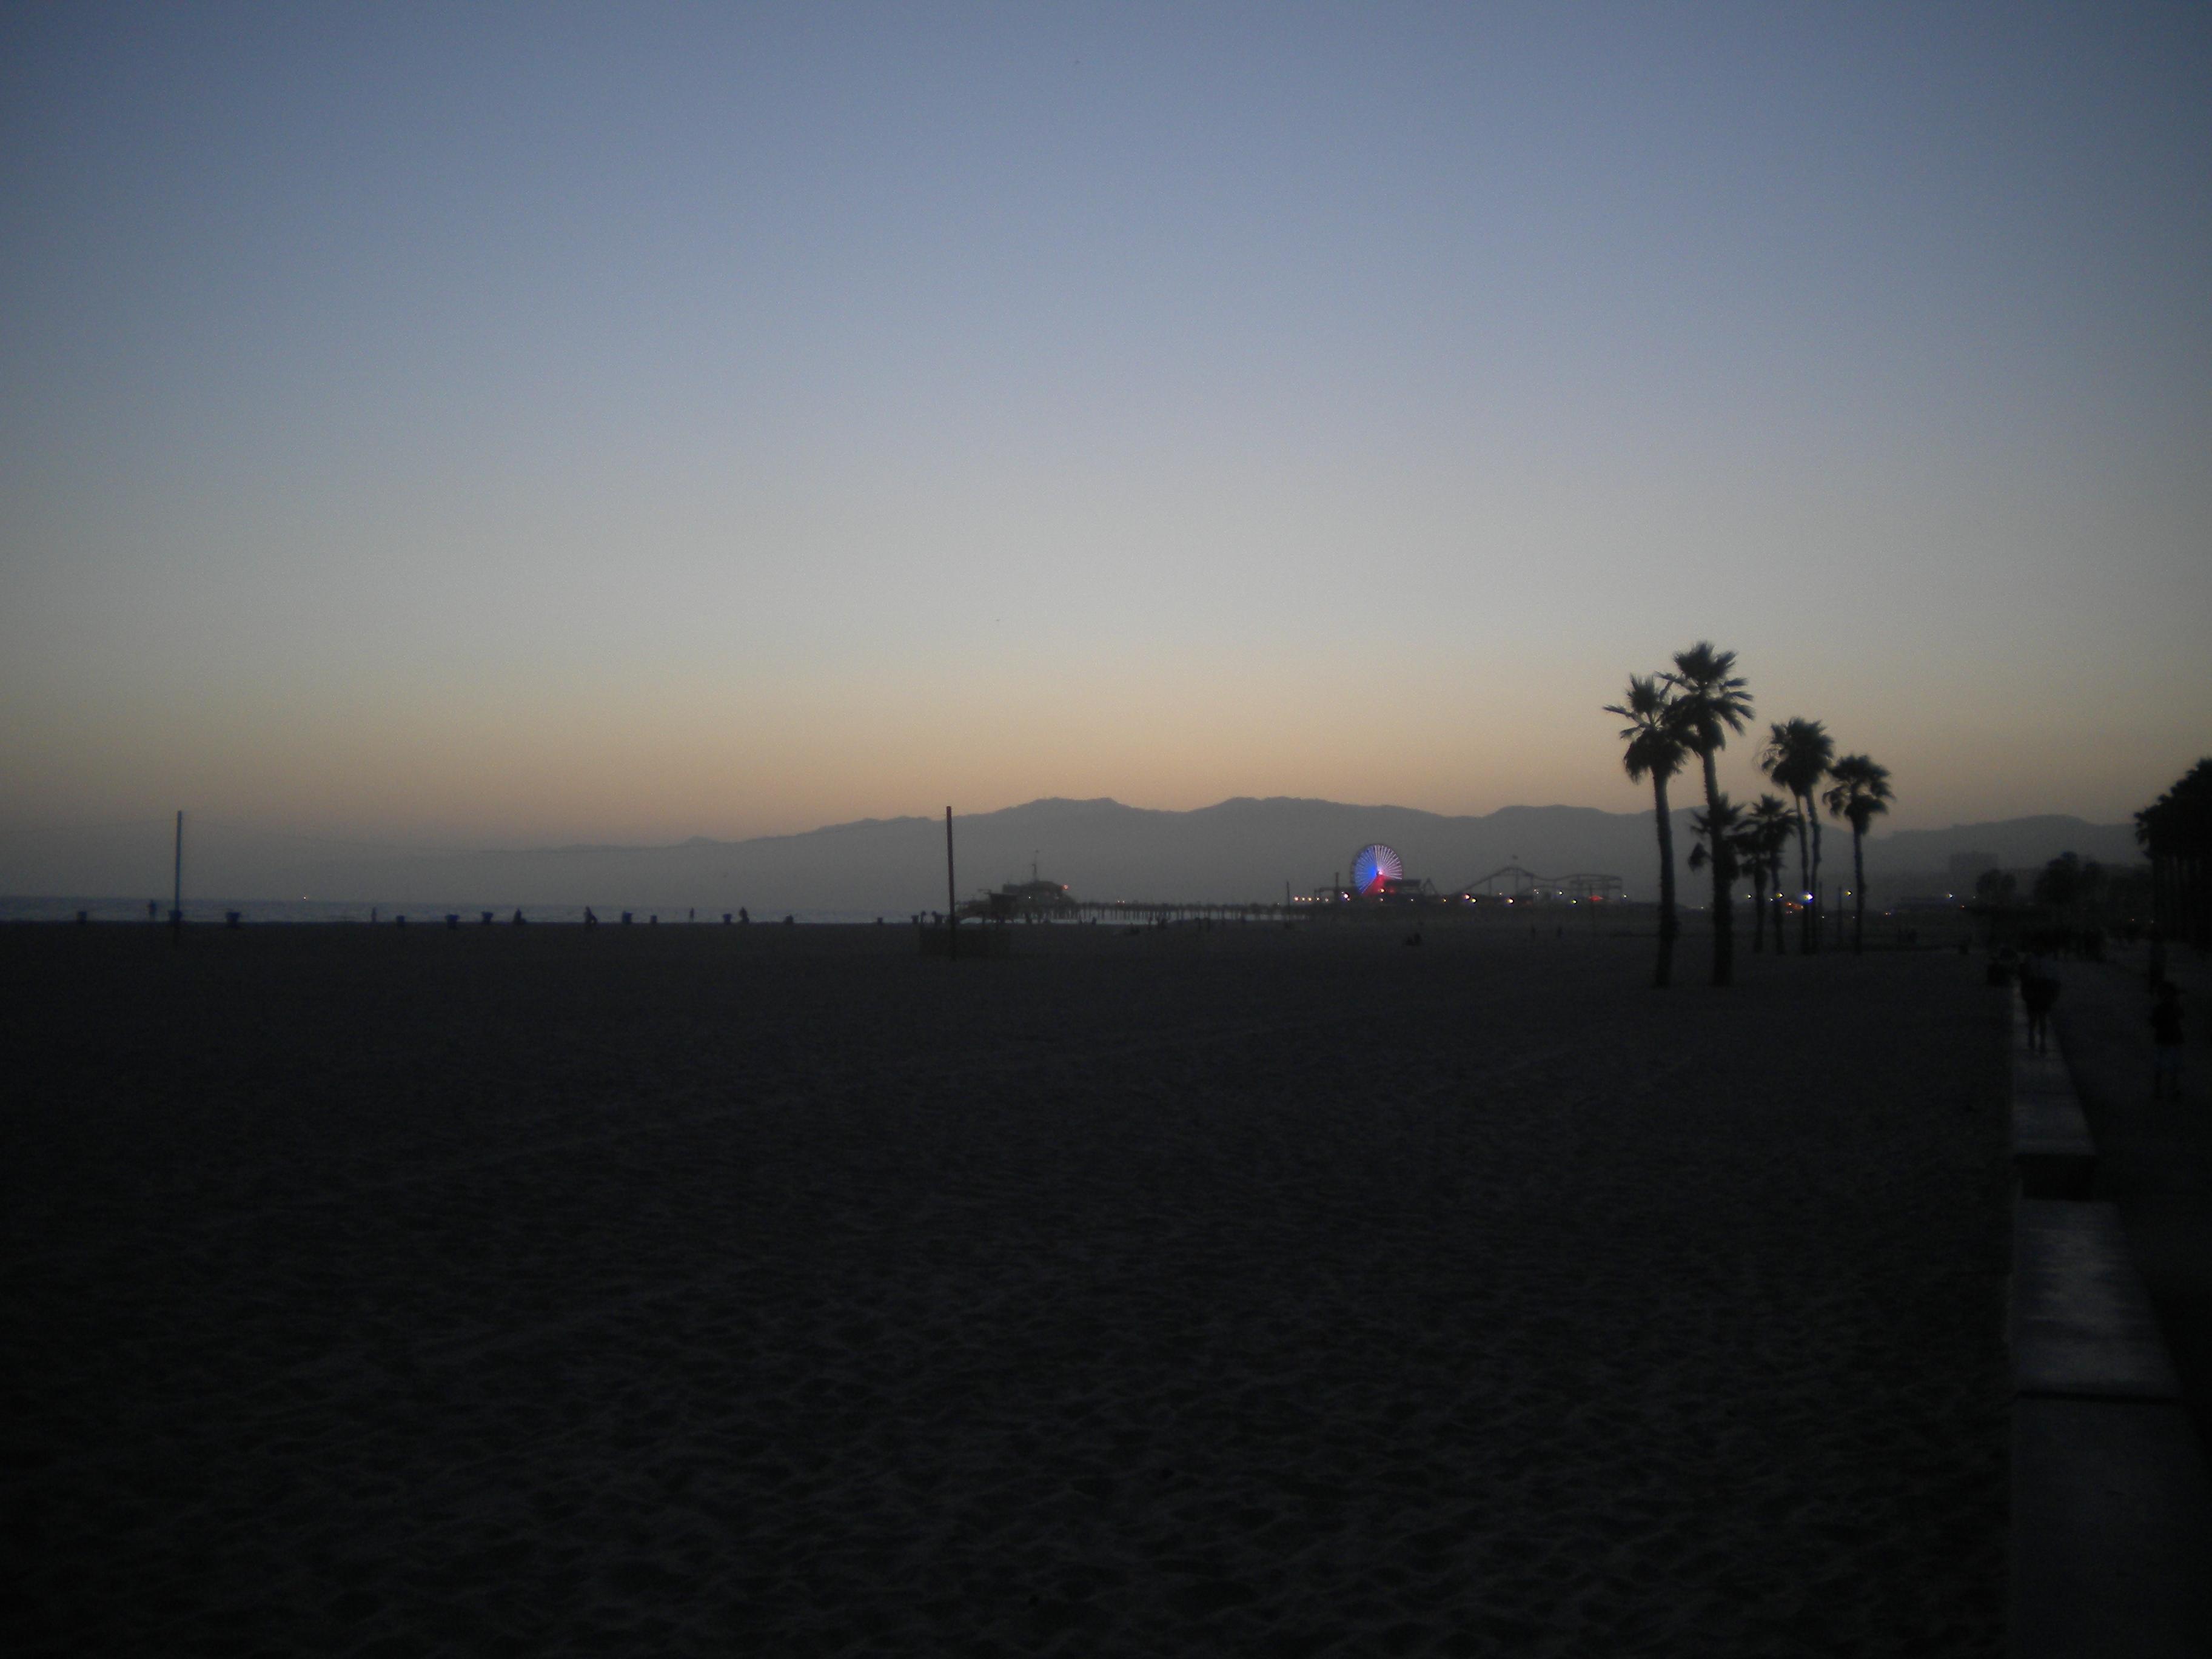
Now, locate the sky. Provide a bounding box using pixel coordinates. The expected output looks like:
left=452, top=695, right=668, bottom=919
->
left=3, top=2, right=2208, bottom=869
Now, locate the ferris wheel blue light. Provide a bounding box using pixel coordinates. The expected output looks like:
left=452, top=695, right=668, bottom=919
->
left=1350, top=843, right=1403, bottom=896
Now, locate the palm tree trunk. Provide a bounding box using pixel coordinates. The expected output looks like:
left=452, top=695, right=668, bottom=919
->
left=1652, top=774, right=1677, bottom=988
left=1751, top=860, right=1766, bottom=953
left=1701, top=749, right=1731, bottom=987
left=1792, top=797, right=1814, bottom=954
left=1808, top=812, right=1824, bottom=955
left=1852, top=825, right=1867, bottom=955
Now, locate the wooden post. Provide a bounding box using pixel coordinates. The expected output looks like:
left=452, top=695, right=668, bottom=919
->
left=945, top=805, right=957, bottom=961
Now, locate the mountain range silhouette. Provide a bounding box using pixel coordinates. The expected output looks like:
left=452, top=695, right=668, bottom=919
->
left=252, top=797, right=2139, bottom=913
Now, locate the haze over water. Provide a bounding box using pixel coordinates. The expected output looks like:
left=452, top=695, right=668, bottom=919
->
left=4, top=5, right=2207, bottom=860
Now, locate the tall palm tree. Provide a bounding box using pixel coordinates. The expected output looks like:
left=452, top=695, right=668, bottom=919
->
left=1687, top=795, right=1745, bottom=889
left=1689, top=796, right=1767, bottom=964
left=1606, top=674, right=1688, bottom=988
left=1760, top=717, right=1834, bottom=954
left=1694, top=797, right=1789, bottom=954
left=1664, top=643, right=1754, bottom=987
left=1744, top=793, right=1797, bottom=954
left=1823, top=754, right=1894, bottom=955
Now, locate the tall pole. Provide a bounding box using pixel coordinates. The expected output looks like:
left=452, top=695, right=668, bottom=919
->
left=945, top=806, right=957, bottom=962
left=171, top=809, right=184, bottom=941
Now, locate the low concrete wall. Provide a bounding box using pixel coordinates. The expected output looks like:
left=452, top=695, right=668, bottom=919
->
left=2008, top=985, right=2212, bottom=1657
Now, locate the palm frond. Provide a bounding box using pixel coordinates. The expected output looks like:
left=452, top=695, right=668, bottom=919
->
left=1759, top=717, right=1832, bottom=795
left=1663, top=642, right=1754, bottom=756
left=1606, top=673, right=1687, bottom=783
left=1822, top=754, right=1894, bottom=831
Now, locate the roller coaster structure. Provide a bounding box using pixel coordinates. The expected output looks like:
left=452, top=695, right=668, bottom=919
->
left=1461, top=866, right=1625, bottom=902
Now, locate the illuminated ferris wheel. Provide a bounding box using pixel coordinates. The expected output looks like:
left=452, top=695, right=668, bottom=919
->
left=1350, top=843, right=1404, bottom=896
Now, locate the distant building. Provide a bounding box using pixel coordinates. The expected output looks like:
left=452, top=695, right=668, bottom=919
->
left=961, top=870, right=1076, bottom=921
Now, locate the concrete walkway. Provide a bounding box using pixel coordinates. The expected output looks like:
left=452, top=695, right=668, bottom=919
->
left=2053, top=943, right=2212, bottom=1455
left=2021, top=943, right=2212, bottom=1655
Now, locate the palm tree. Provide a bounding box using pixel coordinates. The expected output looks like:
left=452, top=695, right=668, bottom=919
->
left=1691, top=796, right=1790, bottom=954
left=1687, top=796, right=1758, bottom=962
left=1760, top=717, right=1834, bottom=954
left=1822, top=754, right=1894, bottom=955
left=1744, top=793, right=1797, bottom=954
left=1664, top=643, right=1754, bottom=986
left=1687, top=794, right=1745, bottom=883
left=1606, top=674, right=1688, bottom=988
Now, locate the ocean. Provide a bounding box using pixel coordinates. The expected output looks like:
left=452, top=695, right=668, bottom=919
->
left=0, top=897, right=905, bottom=927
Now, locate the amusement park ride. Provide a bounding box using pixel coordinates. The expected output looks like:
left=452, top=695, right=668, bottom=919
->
left=1460, top=864, right=1626, bottom=903
left=1305, top=844, right=1624, bottom=907
left=1324, top=842, right=1442, bottom=903
left=950, top=845, right=1627, bottom=924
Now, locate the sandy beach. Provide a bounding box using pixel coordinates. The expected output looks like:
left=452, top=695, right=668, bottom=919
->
left=3, top=920, right=2009, bottom=1655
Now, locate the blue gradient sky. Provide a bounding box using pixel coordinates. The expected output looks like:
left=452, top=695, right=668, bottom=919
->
left=4, top=3, right=2207, bottom=851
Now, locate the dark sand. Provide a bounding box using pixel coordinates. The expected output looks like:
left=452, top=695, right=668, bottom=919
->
left=3, top=922, right=2009, bottom=1655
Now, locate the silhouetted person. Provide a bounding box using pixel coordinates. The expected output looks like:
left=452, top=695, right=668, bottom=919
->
left=512, top=908, right=525, bottom=925
left=147, top=900, right=158, bottom=922
left=2151, top=982, right=2185, bottom=1099
left=2022, top=969, right=2059, bottom=1054
left=584, top=907, right=598, bottom=925
left=739, top=908, right=749, bottom=924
